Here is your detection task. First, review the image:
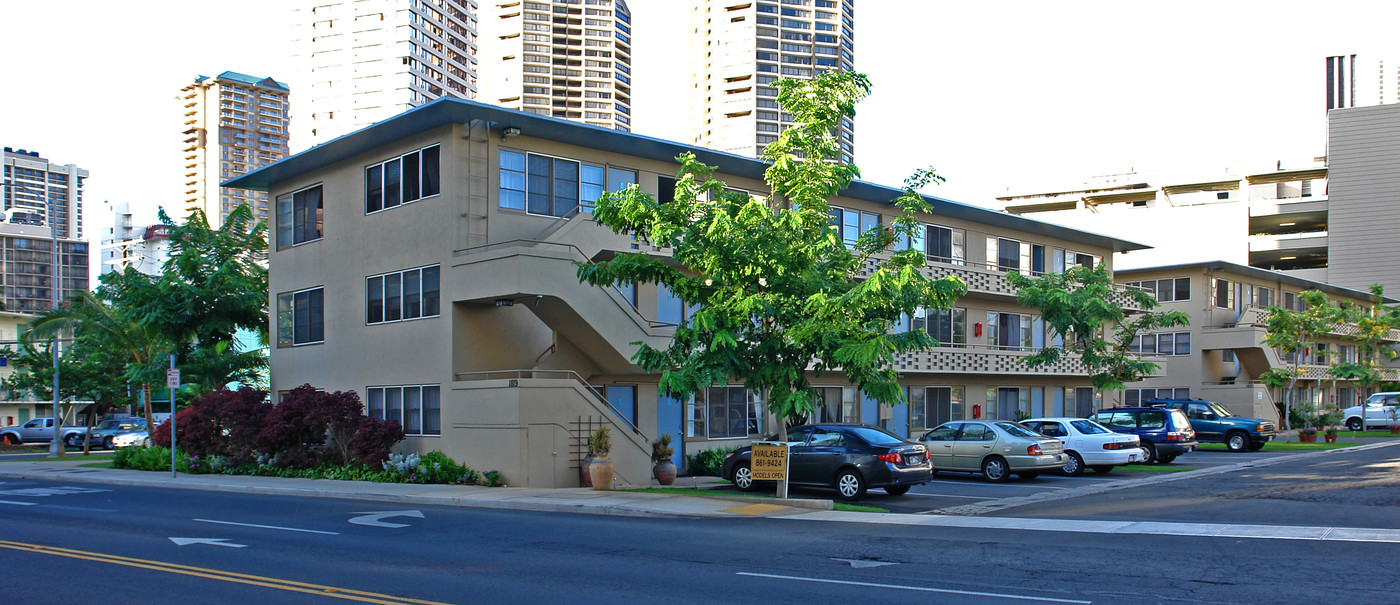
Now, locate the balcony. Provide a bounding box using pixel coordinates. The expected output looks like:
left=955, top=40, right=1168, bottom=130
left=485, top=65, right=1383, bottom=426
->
left=855, top=256, right=1145, bottom=311
left=891, top=344, right=1089, bottom=376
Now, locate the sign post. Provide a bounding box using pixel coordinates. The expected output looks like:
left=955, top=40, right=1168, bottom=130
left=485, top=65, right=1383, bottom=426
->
left=166, top=362, right=179, bottom=478
left=750, top=442, right=789, bottom=499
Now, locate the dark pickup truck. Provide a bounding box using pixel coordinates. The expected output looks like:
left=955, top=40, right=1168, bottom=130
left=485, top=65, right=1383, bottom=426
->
left=1146, top=399, right=1276, bottom=452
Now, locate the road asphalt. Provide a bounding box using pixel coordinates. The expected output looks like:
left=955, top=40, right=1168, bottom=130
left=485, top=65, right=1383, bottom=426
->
left=2, top=438, right=1398, bottom=543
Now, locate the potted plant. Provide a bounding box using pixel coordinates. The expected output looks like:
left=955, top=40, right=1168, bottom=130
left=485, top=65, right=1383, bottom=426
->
left=1325, top=426, right=1339, bottom=443
left=1390, top=406, right=1400, bottom=435
left=587, top=426, right=614, bottom=490
left=1299, top=426, right=1318, bottom=443
left=1321, top=411, right=1340, bottom=443
left=651, top=434, right=676, bottom=486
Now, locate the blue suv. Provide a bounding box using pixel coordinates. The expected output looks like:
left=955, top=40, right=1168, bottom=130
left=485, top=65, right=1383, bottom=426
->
left=1090, top=407, right=1198, bottom=464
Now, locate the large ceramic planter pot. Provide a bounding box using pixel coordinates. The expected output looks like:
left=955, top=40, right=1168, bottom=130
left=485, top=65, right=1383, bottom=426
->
left=1299, top=433, right=1317, bottom=443
left=1325, top=433, right=1338, bottom=443
left=580, top=455, right=594, bottom=488
left=1390, top=425, right=1400, bottom=435
left=589, top=454, right=614, bottom=490
left=652, top=460, right=677, bottom=486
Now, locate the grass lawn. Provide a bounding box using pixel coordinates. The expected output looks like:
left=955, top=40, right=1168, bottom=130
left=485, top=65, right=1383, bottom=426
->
left=613, top=486, right=889, bottom=513
left=1197, top=441, right=1361, bottom=451
left=1117, top=464, right=1192, bottom=473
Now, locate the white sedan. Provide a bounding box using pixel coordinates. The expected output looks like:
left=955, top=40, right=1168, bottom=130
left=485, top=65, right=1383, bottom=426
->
left=111, top=430, right=151, bottom=448
left=1022, top=417, right=1144, bottom=476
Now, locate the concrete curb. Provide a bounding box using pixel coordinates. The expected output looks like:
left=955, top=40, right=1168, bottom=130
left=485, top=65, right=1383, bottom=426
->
left=932, top=439, right=1400, bottom=516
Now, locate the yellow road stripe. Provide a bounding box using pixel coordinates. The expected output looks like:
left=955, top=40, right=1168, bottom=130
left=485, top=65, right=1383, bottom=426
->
left=0, top=539, right=449, bottom=605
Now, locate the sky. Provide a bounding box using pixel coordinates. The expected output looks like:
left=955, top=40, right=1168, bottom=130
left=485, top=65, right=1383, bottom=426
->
left=2, top=0, right=1398, bottom=256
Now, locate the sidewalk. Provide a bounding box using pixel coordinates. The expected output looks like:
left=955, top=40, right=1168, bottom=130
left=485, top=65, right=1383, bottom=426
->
left=0, top=460, right=829, bottom=518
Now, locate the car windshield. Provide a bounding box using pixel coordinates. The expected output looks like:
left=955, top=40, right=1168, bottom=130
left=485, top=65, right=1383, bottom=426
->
left=994, top=422, right=1040, bottom=438
left=1207, top=403, right=1234, bottom=418
left=1069, top=420, right=1112, bottom=435
left=847, top=426, right=906, bottom=446
left=96, top=420, right=121, bottom=430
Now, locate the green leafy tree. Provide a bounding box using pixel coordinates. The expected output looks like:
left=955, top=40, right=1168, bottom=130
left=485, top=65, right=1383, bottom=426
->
left=1008, top=265, right=1190, bottom=405
left=2, top=327, right=130, bottom=452
left=1263, top=289, right=1336, bottom=435
left=25, top=290, right=172, bottom=432
left=1328, top=285, right=1400, bottom=427
left=577, top=71, right=967, bottom=438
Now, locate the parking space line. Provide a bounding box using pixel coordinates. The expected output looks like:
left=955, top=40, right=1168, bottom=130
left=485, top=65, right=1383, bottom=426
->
left=0, top=499, right=37, bottom=506
left=902, top=493, right=993, bottom=499
left=924, top=479, right=1066, bottom=489
left=736, top=571, right=1092, bottom=603
left=194, top=518, right=340, bottom=535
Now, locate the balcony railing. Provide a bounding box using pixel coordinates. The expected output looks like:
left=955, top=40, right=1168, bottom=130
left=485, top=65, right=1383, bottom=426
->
left=891, top=343, right=1089, bottom=376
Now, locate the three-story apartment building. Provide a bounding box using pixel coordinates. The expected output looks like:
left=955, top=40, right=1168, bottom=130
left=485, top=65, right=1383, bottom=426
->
left=1116, top=261, right=1400, bottom=421
left=226, top=98, right=1145, bottom=487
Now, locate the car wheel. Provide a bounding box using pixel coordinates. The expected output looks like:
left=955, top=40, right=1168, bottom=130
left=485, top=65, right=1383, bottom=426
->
left=1347, top=418, right=1363, bottom=432
left=1091, top=465, right=1114, bottom=474
left=103, top=436, right=115, bottom=450
left=64, top=434, right=83, bottom=448
left=1017, top=471, right=1040, bottom=480
left=1140, top=442, right=1158, bottom=464
left=884, top=485, right=911, bottom=496
left=1158, top=454, right=1177, bottom=464
left=732, top=464, right=756, bottom=491
left=142, top=437, right=152, bottom=448
left=1226, top=431, right=1249, bottom=452
left=981, top=456, right=1010, bottom=483
left=1061, top=451, right=1085, bottom=476
left=834, top=469, right=866, bottom=500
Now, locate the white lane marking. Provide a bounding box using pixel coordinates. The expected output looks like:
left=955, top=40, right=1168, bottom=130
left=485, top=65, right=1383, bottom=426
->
left=194, top=518, right=340, bottom=535
left=0, top=499, right=37, bottom=506
left=902, top=493, right=996, bottom=499
left=169, top=537, right=247, bottom=548
left=348, top=510, right=424, bottom=528
left=0, top=486, right=111, bottom=497
left=737, top=572, right=1092, bottom=603
left=923, top=479, right=1066, bottom=490
left=832, top=558, right=896, bottom=568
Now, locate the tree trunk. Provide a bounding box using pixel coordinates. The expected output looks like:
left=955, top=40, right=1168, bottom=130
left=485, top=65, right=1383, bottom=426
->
left=142, top=383, right=155, bottom=433
left=82, top=405, right=96, bottom=455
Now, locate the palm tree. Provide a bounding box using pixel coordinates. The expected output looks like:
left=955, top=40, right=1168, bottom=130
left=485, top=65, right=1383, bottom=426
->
left=25, top=291, right=172, bottom=430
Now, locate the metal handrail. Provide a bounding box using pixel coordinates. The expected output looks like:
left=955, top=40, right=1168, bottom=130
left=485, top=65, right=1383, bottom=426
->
left=453, top=369, right=641, bottom=435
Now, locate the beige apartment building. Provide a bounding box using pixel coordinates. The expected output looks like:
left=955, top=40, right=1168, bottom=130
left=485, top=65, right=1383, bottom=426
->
left=688, top=0, right=856, bottom=163
left=226, top=98, right=1145, bottom=488
left=1115, top=261, right=1400, bottom=422
left=179, top=72, right=291, bottom=226
left=478, top=0, right=633, bottom=131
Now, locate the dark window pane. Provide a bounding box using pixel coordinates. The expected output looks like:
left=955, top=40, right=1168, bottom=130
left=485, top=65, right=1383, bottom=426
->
left=421, top=145, right=440, bottom=197
left=386, top=388, right=403, bottom=426
left=553, top=158, right=578, bottom=217
left=276, top=193, right=293, bottom=248
left=998, top=238, right=1019, bottom=271
left=657, top=176, right=676, bottom=204
left=277, top=293, right=293, bottom=346
left=422, top=266, right=440, bottom=316
left=404, top=387, right=422, bottom=433
left=367, top=276, right=384, bottom=324
left=293, top=291, right=310, bottom=344
left=423, top=387, right=440, bottom=434
left=403, top=269, right=421, bottom=320
left=384, top=159, right=402, bottom=208
left=366, top=165, right=383, bottom=213
left=403, top=152, right=421, bottom=203
left=385, top=273, right=401, bottom=321
left=308, top=289, right=324, bottom=342
left=527, top=155, right=551, bottom=214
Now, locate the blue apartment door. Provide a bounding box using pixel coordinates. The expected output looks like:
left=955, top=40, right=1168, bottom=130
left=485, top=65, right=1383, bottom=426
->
left=861, top=391, right=878, bottom=426
left=889, top=398, right=908, bottom=437
left=606, top=386, right=637, bottom=428
left=657, top=393, right=684, bottom=466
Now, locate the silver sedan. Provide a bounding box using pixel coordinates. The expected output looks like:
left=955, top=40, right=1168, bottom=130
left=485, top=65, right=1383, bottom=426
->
left=918, top=420, right=1066, bottom=482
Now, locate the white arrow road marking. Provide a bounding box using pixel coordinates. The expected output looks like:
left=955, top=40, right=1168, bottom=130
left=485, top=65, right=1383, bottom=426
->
left=194, top=518, right=339, bottom=535
left=832, top=558, right=897, bottom=568
left=347, top=510, right=424, bottom=528
left=168, top=537, right=247, bottom=548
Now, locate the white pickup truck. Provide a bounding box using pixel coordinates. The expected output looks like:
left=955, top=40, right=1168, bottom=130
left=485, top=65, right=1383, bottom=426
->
left=0, top=418, right=91, bottom=447
left=1342, top=392, right=1400, bottom=431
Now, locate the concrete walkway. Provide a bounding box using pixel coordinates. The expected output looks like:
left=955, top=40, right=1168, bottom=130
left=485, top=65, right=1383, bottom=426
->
left=4, top=439, right=1400, bottom=545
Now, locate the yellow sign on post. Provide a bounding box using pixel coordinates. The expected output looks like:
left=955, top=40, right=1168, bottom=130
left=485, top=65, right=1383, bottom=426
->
left=750, top=443, right=788, bottom=481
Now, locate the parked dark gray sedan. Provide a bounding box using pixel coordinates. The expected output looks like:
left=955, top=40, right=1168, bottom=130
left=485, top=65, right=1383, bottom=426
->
left=721, top=424, right=932, bottom=500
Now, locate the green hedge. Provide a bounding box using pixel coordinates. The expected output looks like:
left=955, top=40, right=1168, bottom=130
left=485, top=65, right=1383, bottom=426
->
left=112, top=447, right=503, bottom=486
left=685, top=445, right=738, bottom=477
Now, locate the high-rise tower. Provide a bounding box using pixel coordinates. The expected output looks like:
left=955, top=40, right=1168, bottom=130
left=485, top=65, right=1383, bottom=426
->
left=290, top=0, right=480, bottom=148
left=2, top=147, right=86, bottom=239
left=688, top=0, right=855, bottom=163
left=179, top=71, right=291, bottom=227
left=478, top=0, right=633, bottom=131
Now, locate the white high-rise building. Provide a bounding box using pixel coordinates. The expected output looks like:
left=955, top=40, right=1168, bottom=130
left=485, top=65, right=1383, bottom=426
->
left=478, top=0, right=633, bottom=131
left=2, top=147, right=86, bottom=240
left=100, top=202, right=169, bottom=277
left=290, top=0, right=480, bottom=149
left=687, top=0, right=855, bottom=163
left=179, top=71, right=291, bottom=227
left=1325, top=54, right=1399, bottom=111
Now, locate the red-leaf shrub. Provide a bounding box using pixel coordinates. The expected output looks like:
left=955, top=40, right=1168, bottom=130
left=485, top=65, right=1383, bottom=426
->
left=349, top=417, right=405, bottom=467
left=152, top=387, right=271, bottom=466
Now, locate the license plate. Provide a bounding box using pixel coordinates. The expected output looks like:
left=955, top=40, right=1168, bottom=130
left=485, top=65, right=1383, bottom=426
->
left=908, top=454, right=923, bottom=464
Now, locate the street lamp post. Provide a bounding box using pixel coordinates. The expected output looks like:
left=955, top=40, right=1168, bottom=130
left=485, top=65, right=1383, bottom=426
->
left=41, top=183, right=62, bottom=458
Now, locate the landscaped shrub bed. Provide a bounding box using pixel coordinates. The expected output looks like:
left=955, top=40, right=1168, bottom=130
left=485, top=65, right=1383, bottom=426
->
left=685, top=445, right=738, bottom=477
left=115, top=385, right=502, bottom=486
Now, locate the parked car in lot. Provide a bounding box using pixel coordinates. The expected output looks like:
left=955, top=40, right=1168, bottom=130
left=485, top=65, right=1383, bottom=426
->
left=111, top=430, right=151, bottom=449
left=87, top=418, right=148, bottom=449
left=1090, top=407, right=1197, bottom=464
left=1148, top=399, right=1275, bottom=451
left=1021, top=417, right=1144, bottom=475
left=721, top=424, right=932, bottom=500
left=916, top=420, right=1065, bottom=482
left=1, top=418, right=91, bottom=447
left=1342, top=392, right=1400, bottom=431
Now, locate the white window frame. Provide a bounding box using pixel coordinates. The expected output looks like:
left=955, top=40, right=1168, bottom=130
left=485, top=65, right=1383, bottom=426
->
left=367, top=385, right=441, bottom=436
left=365, top=144, right=441, bottom=215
